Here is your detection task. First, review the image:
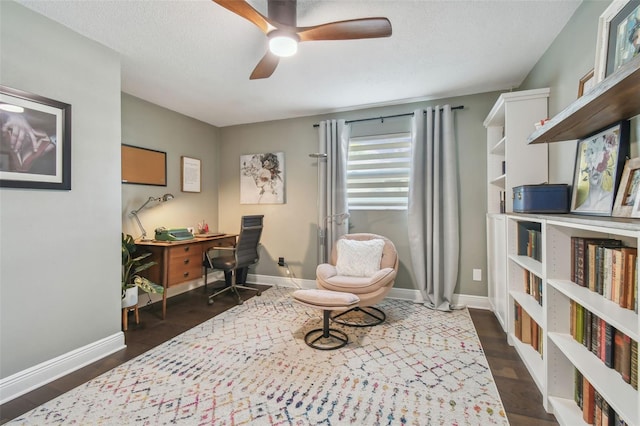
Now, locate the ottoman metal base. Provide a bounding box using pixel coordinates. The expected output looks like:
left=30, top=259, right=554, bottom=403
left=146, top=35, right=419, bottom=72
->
left=304, top=310, right=348, bottom=350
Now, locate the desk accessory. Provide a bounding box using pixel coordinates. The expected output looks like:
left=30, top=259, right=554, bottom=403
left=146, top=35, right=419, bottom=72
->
left=130, top=193, right=174, bottom=240
left=154, top=227, right=194, bottom=241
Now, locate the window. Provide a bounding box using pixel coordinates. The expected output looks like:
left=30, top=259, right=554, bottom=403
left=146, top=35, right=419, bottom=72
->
left=347, top=132, right=411, bottom=210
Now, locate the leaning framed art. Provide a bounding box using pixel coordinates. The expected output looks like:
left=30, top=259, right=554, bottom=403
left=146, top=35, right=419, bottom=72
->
left=0, top=85, right=71, bottom=190
left=594, top=0, right=640, bottom=82
left=570, top=121, right=630, bottom=216
left=612, top=157, right=640, bottom=217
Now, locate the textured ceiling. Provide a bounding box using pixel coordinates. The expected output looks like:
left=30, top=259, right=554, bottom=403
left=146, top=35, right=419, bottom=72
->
left=15, top=0, right=582, bottom=127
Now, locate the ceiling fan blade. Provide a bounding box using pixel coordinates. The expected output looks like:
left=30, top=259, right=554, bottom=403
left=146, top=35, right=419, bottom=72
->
left=212, top=0, right=274, bottom=34
left=250, top=51, right=280, bottom=80
left=297, top=18, right=392, bottom=42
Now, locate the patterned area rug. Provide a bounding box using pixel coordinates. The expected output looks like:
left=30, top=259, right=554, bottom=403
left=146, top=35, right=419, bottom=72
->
left=10, top=287, right=508, bottom=425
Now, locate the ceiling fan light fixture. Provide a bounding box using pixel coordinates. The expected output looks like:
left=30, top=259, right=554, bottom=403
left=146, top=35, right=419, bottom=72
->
left=268, top=32, right=299, bottom=57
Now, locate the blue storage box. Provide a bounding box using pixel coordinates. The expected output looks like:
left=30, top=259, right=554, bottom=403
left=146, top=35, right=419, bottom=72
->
left=512, top=184, right=570, bottom=213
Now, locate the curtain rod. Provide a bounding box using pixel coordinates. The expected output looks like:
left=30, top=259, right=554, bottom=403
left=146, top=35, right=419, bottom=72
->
left=312, top=105, right=464, bottom=128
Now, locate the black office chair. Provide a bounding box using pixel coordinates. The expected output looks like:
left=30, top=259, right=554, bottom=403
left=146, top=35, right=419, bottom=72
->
left=203, top=215, right=264, bottom=305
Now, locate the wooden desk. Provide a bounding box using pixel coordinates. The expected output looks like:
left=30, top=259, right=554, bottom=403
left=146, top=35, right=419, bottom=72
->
left=136, top=234, right=237, bottom=319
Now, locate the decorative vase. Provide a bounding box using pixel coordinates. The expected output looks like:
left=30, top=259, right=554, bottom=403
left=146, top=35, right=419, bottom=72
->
left=122, top=286, right=138, bottom=308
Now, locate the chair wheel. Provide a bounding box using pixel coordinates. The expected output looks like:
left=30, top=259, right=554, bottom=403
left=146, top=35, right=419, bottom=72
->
left=237, top=299, right=243, bottom=305
left=208, top=298, right=214, bottom=306
left=257, top=292, right=262, bottom=296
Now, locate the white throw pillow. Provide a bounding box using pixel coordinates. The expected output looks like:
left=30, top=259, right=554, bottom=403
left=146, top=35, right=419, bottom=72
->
left=335, top=238, right=385, bottom=277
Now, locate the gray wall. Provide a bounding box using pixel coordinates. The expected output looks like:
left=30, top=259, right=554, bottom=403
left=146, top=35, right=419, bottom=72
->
left=218, top=91, right=500, bottom=296
left=0, top=2, right=122, bottom=377
left=519, top=0, right=639, bottom=183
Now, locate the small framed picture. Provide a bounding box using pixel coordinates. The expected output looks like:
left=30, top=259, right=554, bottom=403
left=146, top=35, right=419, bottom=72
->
left=0, top=85, right=71, bottom=190
left=612, top=157, right=640, bottom=217
left=570, top=121, right=630, bottom=216
left=181, top=156, right=201, bottom=193
left=594, top=0, right=640, bottom=82
left=578, top=69, right=595, bottom=98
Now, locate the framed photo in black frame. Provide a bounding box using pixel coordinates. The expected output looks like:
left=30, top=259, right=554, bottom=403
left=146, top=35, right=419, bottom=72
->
left=594, top=0, right=640, bottom=81
left=570, top=121, right=630, bottom=216
left=0, top=85, right=71, bottom=190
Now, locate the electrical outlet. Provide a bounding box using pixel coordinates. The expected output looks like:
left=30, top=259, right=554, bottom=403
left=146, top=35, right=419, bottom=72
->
left=472, top=269, right=482, bottom=282
left=278, top=257, right=285, bottom=267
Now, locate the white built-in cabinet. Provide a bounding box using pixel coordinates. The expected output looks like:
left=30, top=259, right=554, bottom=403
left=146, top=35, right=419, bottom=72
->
left=485, top=89, right=549, bottom=333
left=505, top=214, right=639, bottom=425
left=493, top=57, right=640, bottom=425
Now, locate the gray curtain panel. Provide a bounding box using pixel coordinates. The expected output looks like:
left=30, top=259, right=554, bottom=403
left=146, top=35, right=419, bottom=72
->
left=317, top=120, right=350, bottom=264
left=408, top=106, right=460, bottom=311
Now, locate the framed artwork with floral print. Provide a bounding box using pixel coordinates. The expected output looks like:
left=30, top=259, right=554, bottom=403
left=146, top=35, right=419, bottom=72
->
left=240, top=152, right=285, bottom=204
left=571, top=121, right=630, bottom=216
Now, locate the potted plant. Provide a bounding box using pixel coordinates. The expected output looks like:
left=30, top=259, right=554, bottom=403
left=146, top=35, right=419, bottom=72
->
left=122, top=233, right=164, bottom=308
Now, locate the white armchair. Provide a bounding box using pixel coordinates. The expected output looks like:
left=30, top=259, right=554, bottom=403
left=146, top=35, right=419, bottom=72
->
left=316, top=233, right=398, bottom=326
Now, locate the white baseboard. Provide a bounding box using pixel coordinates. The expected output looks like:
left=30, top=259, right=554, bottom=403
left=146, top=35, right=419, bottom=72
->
left=247, top=274, right=491, bottom=309
left=0, top=333, right=125, bottom=405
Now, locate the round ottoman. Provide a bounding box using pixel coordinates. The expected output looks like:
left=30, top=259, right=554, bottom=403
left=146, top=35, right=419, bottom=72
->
left=292, top=289, right=360, bottom=350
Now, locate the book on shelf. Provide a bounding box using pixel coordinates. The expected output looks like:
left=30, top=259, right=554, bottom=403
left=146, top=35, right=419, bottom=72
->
left=595, top=392, right=603, bottom=426
left=590, top=314, right=600, bottom=359
left=521, top=308, right=532, bottom=344
left=605, top=322, right=614, bottom=369
left=514, top=303, right=522, bottom=340
left=621, top=247, right=637, bottom=310
left=582, top=375, right=595, bottom=424
left=631, top=339, right=638, bottom=390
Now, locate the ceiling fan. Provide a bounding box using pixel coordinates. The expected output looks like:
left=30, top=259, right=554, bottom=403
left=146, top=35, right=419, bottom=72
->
left=213, top=0, right=392, bottom=79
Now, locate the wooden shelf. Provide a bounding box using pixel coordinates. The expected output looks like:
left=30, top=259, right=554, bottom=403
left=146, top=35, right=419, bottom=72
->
left=528, top=55, right=640, bottom=144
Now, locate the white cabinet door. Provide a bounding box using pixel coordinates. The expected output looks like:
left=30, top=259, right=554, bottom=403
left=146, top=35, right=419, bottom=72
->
left=487, top=213, right=508, bottom=332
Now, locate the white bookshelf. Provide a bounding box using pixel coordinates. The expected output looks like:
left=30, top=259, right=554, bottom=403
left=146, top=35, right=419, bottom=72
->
left=485, top=89, right=549, bottom=334
left=484, top=88, right=549, bottom=214
left=505, top=213, right=640, bottom=424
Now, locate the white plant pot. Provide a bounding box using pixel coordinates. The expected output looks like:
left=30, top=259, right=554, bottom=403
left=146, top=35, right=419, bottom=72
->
left=122, top=286, right=138, bottom=308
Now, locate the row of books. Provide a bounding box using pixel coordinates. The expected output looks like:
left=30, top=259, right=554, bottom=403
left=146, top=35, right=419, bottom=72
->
left=514, top=302, right=543, bottom=356
left=570, top=237, right=637, bottom=312
left=519, top=227, right=542, bottom=261
left=570, top=301, right=638, bottom=389
left=523, top=270, right=542, bottom=306
left=575, top=369, right=629, bottom=425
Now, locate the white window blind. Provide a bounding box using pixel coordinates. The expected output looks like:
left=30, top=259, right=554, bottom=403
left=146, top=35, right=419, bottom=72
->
left=347, top=132, right=411, bottom=210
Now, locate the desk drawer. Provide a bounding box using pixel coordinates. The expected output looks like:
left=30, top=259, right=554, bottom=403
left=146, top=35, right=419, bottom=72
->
left=167, top=245, right=202, bottom=286
left=203, top=236, right=236, bottom=250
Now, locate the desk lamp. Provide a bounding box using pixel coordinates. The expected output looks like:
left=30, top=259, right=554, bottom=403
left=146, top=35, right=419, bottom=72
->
left=130, top=193, right=174, bottom=240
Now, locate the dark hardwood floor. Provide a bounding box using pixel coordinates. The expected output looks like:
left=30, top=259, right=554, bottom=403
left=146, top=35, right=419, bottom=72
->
left=1, top=286, right=557, bottom=425
left=469, top=309, right=558, bottom=425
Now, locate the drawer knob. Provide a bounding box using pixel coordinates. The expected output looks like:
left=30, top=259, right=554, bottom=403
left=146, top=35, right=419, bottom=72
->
left=183, top=272, right=189, bottom=277
left=184, top=259, right=190, bottom=265
left=184, top=247, right=190, bottom=252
